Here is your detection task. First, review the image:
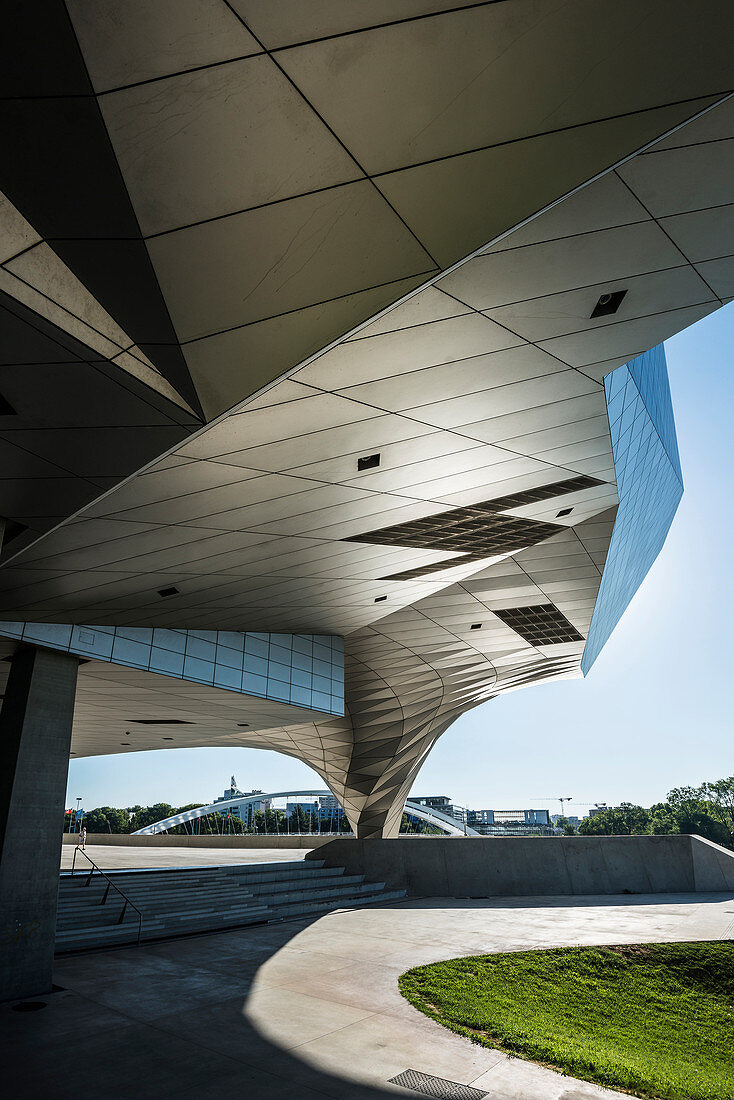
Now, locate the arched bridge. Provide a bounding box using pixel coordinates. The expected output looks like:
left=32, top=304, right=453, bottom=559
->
left=133, top=790, right=479, bottom=837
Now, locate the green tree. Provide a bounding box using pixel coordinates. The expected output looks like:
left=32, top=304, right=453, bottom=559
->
left=81, top=806, right=131, bottom=833
left=648, top=802, right=679, bottom=834
left=701, top=776, right=734, bottom=845
left=82, top=808, right=110, bottom=833
left=578, top=804, right=650, bottom=836
left=666, top=786, right=731, bottom=847
left=252, top=808, right=287, bottom=834
left=128, top=803, right=175, bottom=831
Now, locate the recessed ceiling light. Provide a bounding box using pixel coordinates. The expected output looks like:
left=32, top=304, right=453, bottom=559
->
left=357, top=453, right=380, bottom=471
left=158, top=586, right=179, bottom=598
left=374, top=595, right=387, bottom=603
left=556, top=507, right=573, bottom=517
left=590, top=289, right=627, bottom=318
left=237, top=723, right=249, bottom=727
left=470, top=623, right=482, bottom=630
left=162, top=737, right=174, bottom=741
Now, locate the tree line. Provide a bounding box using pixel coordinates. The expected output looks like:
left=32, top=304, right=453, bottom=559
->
left=68, top=803, right=442, bottom=836
left=68, top=775, right=734, bottom=846
left=70, top=803, right=354, bottom=835
left=555, top=776, right=734, bottom=849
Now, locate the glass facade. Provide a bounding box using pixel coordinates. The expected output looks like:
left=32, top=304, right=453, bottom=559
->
left=0, top=622, right=344, bottom=716
left=582, top=344, right=683, bottom=673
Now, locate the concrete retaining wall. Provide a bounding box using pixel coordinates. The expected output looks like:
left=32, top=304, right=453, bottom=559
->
left=61, top=833, right=330, bottom=849
left=306, top=834, right=734, bottom=896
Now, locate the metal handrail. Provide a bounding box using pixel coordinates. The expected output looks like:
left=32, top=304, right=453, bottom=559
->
left=70, top=847, right=143, bottom=946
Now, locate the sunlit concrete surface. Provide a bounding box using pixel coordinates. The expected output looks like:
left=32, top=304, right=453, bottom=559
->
left=60, top=843, right=313, bottom=870
left=4, top=892, right=732, bottom=1099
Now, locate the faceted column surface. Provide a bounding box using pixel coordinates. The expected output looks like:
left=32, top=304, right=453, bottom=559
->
left=0, top=646, right=78, bottom=1001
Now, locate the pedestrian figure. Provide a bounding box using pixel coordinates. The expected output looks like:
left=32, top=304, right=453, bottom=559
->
left=77, top=826, right=86, bottom=851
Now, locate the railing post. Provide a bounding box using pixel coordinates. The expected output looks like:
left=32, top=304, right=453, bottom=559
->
left=63, top=846, right=143, bottom=947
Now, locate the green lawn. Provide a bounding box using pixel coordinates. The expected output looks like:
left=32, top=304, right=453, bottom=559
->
left=399, top=942, right=734, bottom=1100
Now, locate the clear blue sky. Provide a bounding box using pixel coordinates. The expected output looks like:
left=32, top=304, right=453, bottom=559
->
left=67, top=305, right=734, bottom=815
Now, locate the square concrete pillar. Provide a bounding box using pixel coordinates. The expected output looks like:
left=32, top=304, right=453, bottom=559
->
left=0, top=646, right=78, bottom=1001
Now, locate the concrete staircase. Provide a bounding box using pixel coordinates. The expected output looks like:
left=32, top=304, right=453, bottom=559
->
left=55, top=860, right=405, bottom=952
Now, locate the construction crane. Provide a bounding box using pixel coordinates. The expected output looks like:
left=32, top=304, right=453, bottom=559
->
left=532, top=798, right=608, bottom=816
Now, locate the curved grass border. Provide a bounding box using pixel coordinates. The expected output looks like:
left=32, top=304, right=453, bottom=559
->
left=398, top=942, right=734, bottom=1100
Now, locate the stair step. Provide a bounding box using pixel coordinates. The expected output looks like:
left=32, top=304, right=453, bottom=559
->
left=55, top=861, right=405, bottom=952
left=60, top=859, right=325, bottom=879
left=270, top=889, right=407, bottom=919
left=58, top=878, right=360, bottom=910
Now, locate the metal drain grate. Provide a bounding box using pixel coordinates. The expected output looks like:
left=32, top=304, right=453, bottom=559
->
left=388, top=1069, right=488, bottom=1098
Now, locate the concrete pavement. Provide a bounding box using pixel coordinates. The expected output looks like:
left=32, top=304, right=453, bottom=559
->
left=3, top=890, right=732, bottom=1099
left=60, top=842, right=312, bottom=870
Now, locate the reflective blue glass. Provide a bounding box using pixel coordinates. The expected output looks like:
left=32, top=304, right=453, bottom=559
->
left=0, top=621, right=345, bottom=716
left=582, top=344, right=683, bottom=672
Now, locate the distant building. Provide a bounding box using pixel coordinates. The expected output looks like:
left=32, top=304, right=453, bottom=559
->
left=466, top=807, right=553, bottom=835
left=286, top=799, right=344, bottom=826
left=411, top=795, right=462, bottom=821
left=212, top=776, right=271, bottom=826
left=468, top=808, right=551, bottom=826
left=551, top=814, right=581, bottom=827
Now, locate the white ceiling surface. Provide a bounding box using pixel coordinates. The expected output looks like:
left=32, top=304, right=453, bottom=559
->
left=1, top=6, right=733, bottom=814
left=0, top=635, right=332, bottom=759
left=62, top=0, right=734, bottom=420
left=60, top=509, right=612, bottom=789
left=2, top=93, right=734, bottom=635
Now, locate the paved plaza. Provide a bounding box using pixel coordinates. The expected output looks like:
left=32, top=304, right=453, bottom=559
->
left=4, top=890, right=732, bottom=1099
left=60, top=843, right=312, bottom=871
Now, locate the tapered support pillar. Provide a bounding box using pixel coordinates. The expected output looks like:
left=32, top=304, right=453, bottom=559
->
left=0, top=646, right=79, bottom=1001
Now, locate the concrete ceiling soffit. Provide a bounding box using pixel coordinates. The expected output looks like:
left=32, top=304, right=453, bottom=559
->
left=0, top=194, right=196, bottom=416
left=0, top=5, right=204, bottom=418
left=2, top=70, right=734, bottom=625
left=54, top=2, right=734, bottom=419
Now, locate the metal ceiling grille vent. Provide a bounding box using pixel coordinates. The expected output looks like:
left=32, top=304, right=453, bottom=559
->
left=388, top=1069, right=487, bottom=1098
left=376, top=511, right=561, bottom=580
left=493, top=604, right=584, bottom=645
left=346, top=476, right=604, bottom=581
left=484, top=475, right=603, bottom=510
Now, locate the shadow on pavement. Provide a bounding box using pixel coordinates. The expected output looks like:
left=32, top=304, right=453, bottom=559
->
left=1, top=911, right=416, bottom=1100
